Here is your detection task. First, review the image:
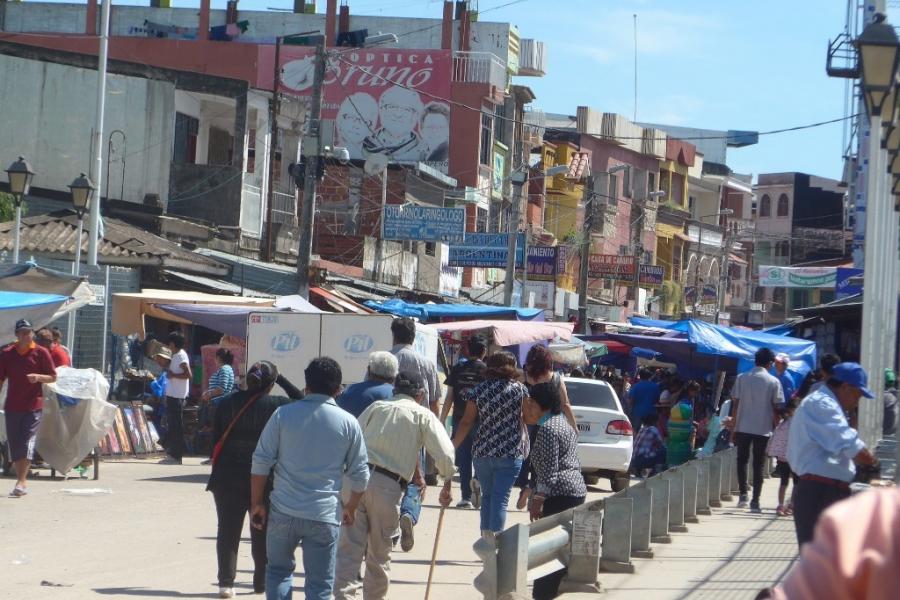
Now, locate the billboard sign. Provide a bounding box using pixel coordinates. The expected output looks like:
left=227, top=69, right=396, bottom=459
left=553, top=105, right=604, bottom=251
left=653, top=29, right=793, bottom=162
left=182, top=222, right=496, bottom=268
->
left=526, top=246, right=558, bottom=282
left=685, top=285, right=718, bottom=305
left=382, top=205, right=466, bottom=243
left=759, top=266, right=838, bottom=288
left=638, top=265, right=665, bottom=286
left=588, top=254, right=635, bottom=278
left=447, top=233, right=525, bottom=267
left=835, top=267, right=863, bottom=298
left=266, top=47, right=452, bottom=166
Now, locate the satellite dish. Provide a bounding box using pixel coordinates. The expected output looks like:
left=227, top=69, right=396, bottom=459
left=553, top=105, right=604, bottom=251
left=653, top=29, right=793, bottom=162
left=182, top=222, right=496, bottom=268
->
left=364, top=153, right=389, bottom=176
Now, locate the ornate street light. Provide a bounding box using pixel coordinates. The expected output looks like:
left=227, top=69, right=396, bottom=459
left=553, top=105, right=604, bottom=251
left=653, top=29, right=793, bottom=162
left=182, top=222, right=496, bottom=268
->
left=856, top=13, right=900, bottom=117
left=4, top=156, right=36, bottom=264
left=69, top=173, right=94, bottom=219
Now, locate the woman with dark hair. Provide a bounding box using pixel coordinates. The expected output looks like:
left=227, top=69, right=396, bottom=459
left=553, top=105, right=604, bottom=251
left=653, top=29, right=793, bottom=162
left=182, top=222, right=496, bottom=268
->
left=206, top=361, right=303, bottom=599
left=203, top=348, right=236, bottom=405
left=453, top=351, right=529, bottom=539
left=516, top=345, right=576, bottom=509
left=526, top=381, right=587, bottom=599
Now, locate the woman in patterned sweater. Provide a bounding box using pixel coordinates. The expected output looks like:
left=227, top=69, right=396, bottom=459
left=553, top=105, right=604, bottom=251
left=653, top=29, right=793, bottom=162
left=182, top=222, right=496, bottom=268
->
left=527, top=381, right=587, bottom=599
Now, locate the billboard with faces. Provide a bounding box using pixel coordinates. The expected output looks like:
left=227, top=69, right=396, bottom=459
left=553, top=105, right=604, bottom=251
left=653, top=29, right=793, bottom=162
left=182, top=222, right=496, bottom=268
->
left=263, top=47, right=452, bottom=169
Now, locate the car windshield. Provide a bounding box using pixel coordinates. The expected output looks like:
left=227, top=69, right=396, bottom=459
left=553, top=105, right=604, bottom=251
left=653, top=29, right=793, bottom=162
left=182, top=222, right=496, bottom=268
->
left=565, top=380, right=619, bottom=410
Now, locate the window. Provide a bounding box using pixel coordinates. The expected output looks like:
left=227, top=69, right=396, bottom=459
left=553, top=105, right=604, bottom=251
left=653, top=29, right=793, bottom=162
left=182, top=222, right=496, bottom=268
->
left=688, top=195, right=696, bottom=212
left=566, top=380, right=619, bottom=410
left=648, top=172, right=657, bottom=195
left=479, top=112, right=493, bottom=166
left=493, top=103, right=508, bottom=146
left=173, top=112, right=199, bottom=164
left=759, top=194, right=771, bottom=217
left=607, top=173, right=618, bottom=205
left=618, top=244, right=629, bottom=256
left=623, top=167, right=632, bottom=198
left=476, top=207, right=489, bottom=233
left=777, top=193, right=790, bottom=217
left=425, top=242, right=436, bottom=257
left=776, top=241, right=790, bottom=257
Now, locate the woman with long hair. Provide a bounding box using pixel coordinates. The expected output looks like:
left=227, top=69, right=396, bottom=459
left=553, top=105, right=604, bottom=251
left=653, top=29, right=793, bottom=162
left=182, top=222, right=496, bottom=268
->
left=526, top=381, right=587, bottom=599
left=453, top=351, right=529, bottom=539
left=516, top=345, right=576, bottom=509
left=206, top=361, right=303, bottom=599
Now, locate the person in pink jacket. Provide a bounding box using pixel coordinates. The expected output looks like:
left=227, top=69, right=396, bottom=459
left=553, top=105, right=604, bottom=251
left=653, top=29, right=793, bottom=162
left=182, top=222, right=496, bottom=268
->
left=759, top=487, right=900, bottom=600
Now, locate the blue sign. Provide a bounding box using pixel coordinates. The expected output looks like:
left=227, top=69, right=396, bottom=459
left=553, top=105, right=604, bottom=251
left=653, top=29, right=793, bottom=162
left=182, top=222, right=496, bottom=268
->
left=382, top=205, right=466, bottom=243
left=343, top=334, right=375, bottom=354
left=448, top=233, right=525, bottom=268
left=835, top=267, right=863, bottom=298
left=526, top=246, right=557, bottom=282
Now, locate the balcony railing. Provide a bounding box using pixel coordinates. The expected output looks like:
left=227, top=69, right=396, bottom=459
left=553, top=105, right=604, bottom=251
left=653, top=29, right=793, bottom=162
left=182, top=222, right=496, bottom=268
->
left=452, top=51, right=508, bottom=89
left=517, top=39, right=546, bottom=76
left=240, top=179, right=263, bottom=237
left=272, top=189, right=297, bottom=225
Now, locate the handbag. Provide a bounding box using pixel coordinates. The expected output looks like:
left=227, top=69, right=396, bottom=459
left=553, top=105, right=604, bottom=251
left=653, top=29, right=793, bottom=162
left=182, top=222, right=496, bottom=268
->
left=210, top=391, right=263, bottom=467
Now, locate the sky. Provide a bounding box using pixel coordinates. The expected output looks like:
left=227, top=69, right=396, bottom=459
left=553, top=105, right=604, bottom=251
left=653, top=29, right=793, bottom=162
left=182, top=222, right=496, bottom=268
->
left=37, top=0, right=854, bottom=179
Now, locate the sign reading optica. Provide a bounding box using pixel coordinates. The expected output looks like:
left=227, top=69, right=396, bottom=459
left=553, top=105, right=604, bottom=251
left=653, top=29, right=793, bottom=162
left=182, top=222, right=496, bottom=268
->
left=381, top=205, right=466, bottom=243
left=447, top=233, right=525, bottom=267
left=758, top=266, right=838, bottom=288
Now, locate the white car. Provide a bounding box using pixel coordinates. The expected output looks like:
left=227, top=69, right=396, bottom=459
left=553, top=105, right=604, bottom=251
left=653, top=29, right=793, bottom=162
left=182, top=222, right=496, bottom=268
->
left=564, top=377, right=633, bottom=492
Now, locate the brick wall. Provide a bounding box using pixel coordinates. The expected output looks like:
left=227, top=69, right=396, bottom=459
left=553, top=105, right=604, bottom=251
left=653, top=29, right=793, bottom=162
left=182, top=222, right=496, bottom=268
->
left=28, top=256, right=141, bottom=373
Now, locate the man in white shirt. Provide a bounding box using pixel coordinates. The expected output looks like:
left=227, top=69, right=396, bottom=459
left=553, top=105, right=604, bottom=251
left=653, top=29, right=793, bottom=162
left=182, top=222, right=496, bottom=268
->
left=333, top=371, right=454, bottom=600
left=160, top=331, right=191, bottom=465
left=731, top=347, right=784, bottom=513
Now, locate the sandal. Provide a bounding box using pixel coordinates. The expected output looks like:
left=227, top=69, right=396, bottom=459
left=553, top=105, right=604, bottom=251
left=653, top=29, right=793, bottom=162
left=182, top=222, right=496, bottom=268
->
left=9, top=485, right=27, bottom=498
left=785, top=504, right=794, bottom=516
left=776, top=505, right=786, bottom=517
left=516, top=487, right=531, bottom=510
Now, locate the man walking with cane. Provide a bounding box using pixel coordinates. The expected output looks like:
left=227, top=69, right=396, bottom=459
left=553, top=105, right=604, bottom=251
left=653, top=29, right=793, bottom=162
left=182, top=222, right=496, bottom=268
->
left=333, top=371, right=454, bottom=600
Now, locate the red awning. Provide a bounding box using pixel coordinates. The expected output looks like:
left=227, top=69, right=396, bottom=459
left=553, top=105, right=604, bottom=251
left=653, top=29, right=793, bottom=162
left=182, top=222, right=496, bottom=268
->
left=309, top=287, right=371, bottom=314
left=603, top=340, right=633, bottom=354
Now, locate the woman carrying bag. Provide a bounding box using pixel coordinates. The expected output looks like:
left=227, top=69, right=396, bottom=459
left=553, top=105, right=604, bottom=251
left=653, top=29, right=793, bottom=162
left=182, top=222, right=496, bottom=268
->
left=206, top=361, right=304, bottom=599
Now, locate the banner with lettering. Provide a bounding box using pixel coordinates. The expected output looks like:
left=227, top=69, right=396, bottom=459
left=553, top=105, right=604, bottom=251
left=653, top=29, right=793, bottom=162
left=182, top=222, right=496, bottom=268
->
left=758, top=266, right=838, bottom=288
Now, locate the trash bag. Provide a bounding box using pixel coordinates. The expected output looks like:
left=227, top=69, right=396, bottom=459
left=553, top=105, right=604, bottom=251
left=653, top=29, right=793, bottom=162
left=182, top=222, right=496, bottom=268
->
left=36, top=367, right=117, bottom=474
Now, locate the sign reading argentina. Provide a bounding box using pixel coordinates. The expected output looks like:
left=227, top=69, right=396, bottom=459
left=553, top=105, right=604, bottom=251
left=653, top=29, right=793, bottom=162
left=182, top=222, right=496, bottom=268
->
left=381, top=205, right=466, bottom=243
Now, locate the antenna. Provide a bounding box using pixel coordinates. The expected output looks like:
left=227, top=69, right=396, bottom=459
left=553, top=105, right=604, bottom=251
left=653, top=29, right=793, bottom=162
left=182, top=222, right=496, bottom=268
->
left=633, top=13, right=638, bottom=122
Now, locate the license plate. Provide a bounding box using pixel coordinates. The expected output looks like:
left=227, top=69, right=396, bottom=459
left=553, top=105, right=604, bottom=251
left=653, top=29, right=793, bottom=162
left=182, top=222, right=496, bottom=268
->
left=576, top=423, right=591, bottom=432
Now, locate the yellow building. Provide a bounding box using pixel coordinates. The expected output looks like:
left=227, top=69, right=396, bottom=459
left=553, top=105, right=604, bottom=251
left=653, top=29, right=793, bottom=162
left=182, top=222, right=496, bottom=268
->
left=543, top=141, right=585, bottom=242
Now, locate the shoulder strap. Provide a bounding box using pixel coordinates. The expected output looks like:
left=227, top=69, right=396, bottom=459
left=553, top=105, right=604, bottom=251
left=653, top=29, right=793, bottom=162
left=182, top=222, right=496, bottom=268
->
left=218, top=392, right=264, bottom=449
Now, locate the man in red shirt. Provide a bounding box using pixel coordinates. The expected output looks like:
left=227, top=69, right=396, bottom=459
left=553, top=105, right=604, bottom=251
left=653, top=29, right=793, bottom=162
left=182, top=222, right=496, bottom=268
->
left=0, top=319, right=57, bottom=497
left=36, top=328, right=71, bottom=368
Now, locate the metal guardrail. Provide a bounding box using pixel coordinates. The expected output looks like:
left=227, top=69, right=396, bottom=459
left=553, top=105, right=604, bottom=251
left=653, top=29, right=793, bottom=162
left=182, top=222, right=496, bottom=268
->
left=452, top=51, right=508, bottom=88
left=475, top=446, right=740, bottom=598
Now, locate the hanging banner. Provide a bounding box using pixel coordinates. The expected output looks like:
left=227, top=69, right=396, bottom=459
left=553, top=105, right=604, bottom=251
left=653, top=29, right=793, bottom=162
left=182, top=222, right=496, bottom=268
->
left=685, top=285, right=718, bottom=305
left=259, top=47, right=452, bottom=167
left=758, top=266, right=838, bottom=288
left=588, top=254, right=635, bottom=278
left=381, top=205, right=465, bottom=243
left=526, top=246, right=558, bottom=282
left=835, top=267, right=864, bottom=298
left=447, top=233, right=525, bottom=268
left=638, top=265, right=665, bottom=286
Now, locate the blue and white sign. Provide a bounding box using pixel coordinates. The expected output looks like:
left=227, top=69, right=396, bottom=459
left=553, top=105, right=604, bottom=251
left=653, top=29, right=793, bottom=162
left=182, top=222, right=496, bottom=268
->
left=835, top=267, right=863, bottom=298
left=448, top=233, right=525, bottom=268
left=382, top=205, right=466, bottom=243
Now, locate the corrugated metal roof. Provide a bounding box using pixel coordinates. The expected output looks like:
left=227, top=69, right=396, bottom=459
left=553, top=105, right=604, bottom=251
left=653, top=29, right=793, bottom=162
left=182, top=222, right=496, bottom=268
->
left=0, top=211, right=226, bottom=274
left=195, top=247, right=300, bottom=296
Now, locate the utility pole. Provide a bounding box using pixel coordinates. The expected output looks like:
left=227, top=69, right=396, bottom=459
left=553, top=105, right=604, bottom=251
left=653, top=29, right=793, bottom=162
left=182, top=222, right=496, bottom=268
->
left=521, top=224, right=531, bottom=307
left=263, top=36, right=283, bottom=263
left=578, top=177, right=594, bottom=335
left=373, top=169, right=388, bottom=282
left=87, top=0, right=111, bottom=267
left=296, top=40, right=327, bottom=299
left=503, top=172, right=527, bottom=306
left=715, top=229, right=731, bottom=325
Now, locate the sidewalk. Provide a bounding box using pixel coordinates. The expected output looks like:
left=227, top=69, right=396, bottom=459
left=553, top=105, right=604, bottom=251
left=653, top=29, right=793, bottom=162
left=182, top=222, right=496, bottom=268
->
left=563, top=481, right=798, bottom=600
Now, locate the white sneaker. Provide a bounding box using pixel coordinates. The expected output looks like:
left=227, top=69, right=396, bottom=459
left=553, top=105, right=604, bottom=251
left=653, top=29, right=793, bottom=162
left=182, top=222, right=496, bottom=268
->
left=218, top=587, right=234, bottom=598
left=456, top=500, right=473, bottom=509
left=158, top=456, right=182, bottom=465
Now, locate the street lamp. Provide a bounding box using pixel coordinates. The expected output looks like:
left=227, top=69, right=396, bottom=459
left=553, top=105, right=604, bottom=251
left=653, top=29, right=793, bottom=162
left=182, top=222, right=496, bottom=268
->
left=66, top=173, right=95, bottom=358
left=4, top=156, right=35, bottom=264
left=855, top=12, right=900, bottom=450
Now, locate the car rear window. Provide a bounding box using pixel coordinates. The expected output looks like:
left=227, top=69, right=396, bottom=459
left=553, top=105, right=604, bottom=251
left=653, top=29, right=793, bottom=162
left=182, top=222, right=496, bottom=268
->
left=565, top=380, right=619, bottom=410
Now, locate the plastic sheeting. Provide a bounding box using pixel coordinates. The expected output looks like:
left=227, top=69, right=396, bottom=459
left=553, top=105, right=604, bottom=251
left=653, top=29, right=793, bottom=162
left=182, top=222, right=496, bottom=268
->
left=629, top=317, right=690, bottom=332
left=0, top=291, right=68, bottom=342
left=364, top=298, right=544, bottom=322
left=36, top=367, right=116, bottom=474
left=428, top=319, right=574, bottom=346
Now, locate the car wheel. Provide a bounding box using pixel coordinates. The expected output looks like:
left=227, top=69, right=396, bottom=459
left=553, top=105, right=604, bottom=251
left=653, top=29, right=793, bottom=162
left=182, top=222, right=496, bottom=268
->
left=583, top=474, right=600, bottom=485
left=610, top=474, right=630, bottom=492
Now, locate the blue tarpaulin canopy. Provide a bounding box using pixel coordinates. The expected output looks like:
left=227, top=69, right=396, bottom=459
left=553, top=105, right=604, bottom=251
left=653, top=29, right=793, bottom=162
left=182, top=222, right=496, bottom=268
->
left=364, top=298, right=543, bottom=322
left=629, top=317, right=690, bottom=332
left=0, top=291, right=69, bottom=342
left=156, top=296, right=322, bottom=339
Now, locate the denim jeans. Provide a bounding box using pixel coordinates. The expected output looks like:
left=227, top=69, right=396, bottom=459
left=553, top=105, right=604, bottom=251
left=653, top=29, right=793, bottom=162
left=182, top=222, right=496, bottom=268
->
left=452, top=422, right=477, bottom=501
left=400, top=448, right=426, bottom=525
left=473, top=456, right=523, bottom=532
left=265, top=508, right=340, bottom=600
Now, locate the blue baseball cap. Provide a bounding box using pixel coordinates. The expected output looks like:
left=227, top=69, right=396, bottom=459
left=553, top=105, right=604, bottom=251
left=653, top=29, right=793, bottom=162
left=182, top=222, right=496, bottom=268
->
left=832, top=362, right=874, bottom=399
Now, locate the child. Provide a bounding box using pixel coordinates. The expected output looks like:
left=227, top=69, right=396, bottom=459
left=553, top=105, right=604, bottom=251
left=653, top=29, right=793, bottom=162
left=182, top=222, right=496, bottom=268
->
left=767, top=401, right=797, bottom=516
left=631, top=413, right=667, bottom=477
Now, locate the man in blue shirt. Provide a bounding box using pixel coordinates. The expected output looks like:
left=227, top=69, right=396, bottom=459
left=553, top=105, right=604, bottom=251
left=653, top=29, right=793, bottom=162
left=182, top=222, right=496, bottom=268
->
left=787, top=362, right=878, bottom=547
left=250, top=357, right=370, bottom=600
left=337, top=351, right=398, bottom=418
left=772, top=353, right=796, bottom=402
left=628, top=368, right=661, bottom=434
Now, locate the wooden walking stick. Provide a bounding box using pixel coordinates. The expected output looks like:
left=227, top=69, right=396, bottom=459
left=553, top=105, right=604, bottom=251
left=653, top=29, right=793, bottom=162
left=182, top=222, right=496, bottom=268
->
left=425, top=488, right=449, bottom=600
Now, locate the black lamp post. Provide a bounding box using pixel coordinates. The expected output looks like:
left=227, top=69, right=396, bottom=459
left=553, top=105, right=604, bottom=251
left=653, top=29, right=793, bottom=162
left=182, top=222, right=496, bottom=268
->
left=856, top=14, right=900, bottom=117
left=4, top=156, right=35, bottom=264
left=68, top=173, right=95, bottom=272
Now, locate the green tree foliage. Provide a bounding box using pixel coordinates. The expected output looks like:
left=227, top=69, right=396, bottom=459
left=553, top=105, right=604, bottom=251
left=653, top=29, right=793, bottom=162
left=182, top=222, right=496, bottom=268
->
left=0, top=192, right=24, bottom=222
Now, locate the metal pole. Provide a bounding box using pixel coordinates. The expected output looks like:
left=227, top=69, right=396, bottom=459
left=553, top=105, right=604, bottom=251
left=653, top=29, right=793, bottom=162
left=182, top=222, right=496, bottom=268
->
left=860, top=112, right=886, bottom=447
left=374, top=169, right=388, bottom=282
left=632, top=210, right=644, bottom=315
left=503, top=180, right=524, bottom=306
left=694, top=221, right=703, bottom=317
left=521, top=224, right=530, bottom=307
left=716, top=230, right=730, bottom=325
left=296, top=41, right=326, bottom=299
left=264, top=36, right=282, bottom=263
left=578, top=178, right=594, bottom=334
left=12, top=202, right=21, bottom=264
left=67, top=216, right=84, bottom=361
left=87, top=0, right=111, bottom=267
left=101, top=264, right=110, bottom=376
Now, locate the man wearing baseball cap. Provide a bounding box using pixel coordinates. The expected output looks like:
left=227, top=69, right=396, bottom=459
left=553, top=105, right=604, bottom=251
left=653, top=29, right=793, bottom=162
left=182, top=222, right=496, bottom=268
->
left=787, top=362, right=878, bottom=547
left=772, top=353, right=796, bottom=402
left=0, top=319, right=57, bottom=497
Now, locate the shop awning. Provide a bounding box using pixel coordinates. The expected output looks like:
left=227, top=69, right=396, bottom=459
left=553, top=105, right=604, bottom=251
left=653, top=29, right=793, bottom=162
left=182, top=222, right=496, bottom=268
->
left=428, top=319, right=574, bottom=346
left=365, top=298, right=544, bottom=322
left=111, top=290, right=275, bottom=337
left=163, top=269, right=273, bottom=298
left=0, top=291, right=69, bottom=342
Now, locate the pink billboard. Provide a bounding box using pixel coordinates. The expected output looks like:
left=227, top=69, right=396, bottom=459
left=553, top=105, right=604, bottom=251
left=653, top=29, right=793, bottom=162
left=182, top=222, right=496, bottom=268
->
left=259, top=47, right=452, bottom=166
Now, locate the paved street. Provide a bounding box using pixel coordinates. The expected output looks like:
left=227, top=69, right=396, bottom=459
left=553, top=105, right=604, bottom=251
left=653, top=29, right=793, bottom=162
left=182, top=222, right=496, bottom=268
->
left=0, top=458, right=797, bottom=600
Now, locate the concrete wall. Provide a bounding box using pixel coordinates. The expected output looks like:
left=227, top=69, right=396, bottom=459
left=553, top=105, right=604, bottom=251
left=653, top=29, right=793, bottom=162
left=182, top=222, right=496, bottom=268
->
left=0, top=54, right=174, bottom=205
